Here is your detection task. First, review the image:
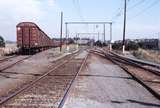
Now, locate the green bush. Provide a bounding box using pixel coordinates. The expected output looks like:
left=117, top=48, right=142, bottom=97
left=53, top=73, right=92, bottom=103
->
left=112, top=41, right=139, bottom=51
left=0, top=36, right=5, bottom=47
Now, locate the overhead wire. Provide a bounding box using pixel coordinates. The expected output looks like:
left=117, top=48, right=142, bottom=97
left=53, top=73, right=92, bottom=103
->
left=111, top=1, right=124, bottom=23
left=72, top=0, right=84, bottom=21
left=128, top=0, right=160, bottom=20
left=112, top=0, right=159, bottom=23
left=112, top=0, right=131, bottom=23
left=72, top=0, right=86, bottom=37
left=109, top=0, right=160, bottom=40
left=127, top=0, right=145, bottom=11
left=74, top=0, right=89, bottom=33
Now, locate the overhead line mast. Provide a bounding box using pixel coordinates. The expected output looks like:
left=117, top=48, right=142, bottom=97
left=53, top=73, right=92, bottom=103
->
left=122, top=0, right=127, bottom=54
left=60, top=12, right=63, bottom=52
left=65, top=21, right=113, bottom=50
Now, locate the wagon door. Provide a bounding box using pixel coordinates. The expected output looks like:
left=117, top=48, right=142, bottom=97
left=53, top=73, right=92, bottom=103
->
left=30, top=27, right=38, bottom=48
left=22, top=27, right=31, bottom=49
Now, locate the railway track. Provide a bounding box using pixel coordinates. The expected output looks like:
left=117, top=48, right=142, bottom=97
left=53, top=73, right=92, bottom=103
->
left=0, top=55, right=33, bottom=78
left=109, top=52, right=160, bottom=74
left=91, top=49, right=160, bottom=100
left=94, top=48, right=160, bottom=75
left=0, top=49, right=88, bottom=108
left=58, top=50, right=88, bottom=108
left=0, top=55, right=18, bottom=63
left=102, top=48, right=160, bottom=69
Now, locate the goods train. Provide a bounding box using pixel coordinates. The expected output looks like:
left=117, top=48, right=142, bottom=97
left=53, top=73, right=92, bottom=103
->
left=17, top=22, right=61, bottom=54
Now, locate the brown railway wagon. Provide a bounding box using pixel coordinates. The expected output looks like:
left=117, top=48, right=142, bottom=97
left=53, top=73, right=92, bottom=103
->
left=17, top=22, right=54, bottom=54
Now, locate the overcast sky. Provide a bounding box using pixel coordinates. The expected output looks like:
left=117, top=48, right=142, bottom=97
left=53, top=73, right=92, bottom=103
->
left=0, top=0, right=160, bottom=41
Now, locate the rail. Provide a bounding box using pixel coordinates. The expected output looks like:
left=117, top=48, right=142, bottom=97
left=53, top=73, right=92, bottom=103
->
left=58, top=50, right=89, bottom=108
left=91, top=49, right=160, bottom=100
left=0, top=49, right=84, bottom=106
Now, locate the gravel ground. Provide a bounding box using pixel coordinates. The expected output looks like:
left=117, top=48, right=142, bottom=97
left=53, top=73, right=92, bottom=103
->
left=1, top=50, right=88, bottom=108
left=121, top=63, right=160, bottom=97
left=0, top=56, right=29, bottom=71
left=0, top=47, right=79, bottom=104
left=63, top=53, right=160, bottom=108
left=107, top=51, right=160, bottom=99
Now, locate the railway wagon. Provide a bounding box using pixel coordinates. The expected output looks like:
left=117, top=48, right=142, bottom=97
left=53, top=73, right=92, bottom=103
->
left=52, top=39, right=65, bottom=47
left=17, top=22, right=53, bottom=54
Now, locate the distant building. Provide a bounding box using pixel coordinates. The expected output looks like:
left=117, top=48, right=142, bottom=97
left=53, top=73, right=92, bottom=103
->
left=76, top=38, right=94, bottom=46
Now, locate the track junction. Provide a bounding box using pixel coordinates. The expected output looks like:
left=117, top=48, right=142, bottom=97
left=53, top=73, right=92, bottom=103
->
left=0, top=47, right=159, bottom=108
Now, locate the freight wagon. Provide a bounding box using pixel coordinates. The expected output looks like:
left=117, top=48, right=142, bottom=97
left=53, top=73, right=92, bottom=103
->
left=17, top=22, right=54, bottom=54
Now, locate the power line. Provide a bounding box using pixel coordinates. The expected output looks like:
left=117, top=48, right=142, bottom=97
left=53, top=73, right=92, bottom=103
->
left=112, top=0, right=147, bottom=23
left=112, top=0, right=159, bottom=23
left=72, top=0, right=84, bottom=21
left=112, top=1, right=124, bottom=22
left=127, top=0, right=146, bottom=11
left=128, top=0, right=160, bottom=20
left=112, top=0, right=130, bottom=23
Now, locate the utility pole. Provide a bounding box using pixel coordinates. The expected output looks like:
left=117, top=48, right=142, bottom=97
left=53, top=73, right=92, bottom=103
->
left=122, top=0, right=127, bottom=54
left=103, top=24, right=106, bottom=44
left=76, top=33, right=79, bottom=49
left=65, top=23, right=68, bottom=39
left=60, top=12, right=63, bottom=52
left=110, top=23, right=112, bottom=51
left=65, top=22, right=69, bottom=51
left=98, top=32, right=100, bottom=41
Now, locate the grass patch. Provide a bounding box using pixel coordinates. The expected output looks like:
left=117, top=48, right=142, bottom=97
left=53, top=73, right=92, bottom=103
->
left=133, top=49, right=160, bottom=64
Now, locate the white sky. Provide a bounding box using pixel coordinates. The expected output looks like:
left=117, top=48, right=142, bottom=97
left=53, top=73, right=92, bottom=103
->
left=0, top=0, right=160, bottom=41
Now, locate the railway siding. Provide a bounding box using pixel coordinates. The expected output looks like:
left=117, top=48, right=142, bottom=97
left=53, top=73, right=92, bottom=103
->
left=0, top=48, right=79, bottom=104
left=1, top=50, right=88, bottom=108
left=104, top=51, right=160, bottom=99
left=63, top=52, right=160, bottom=108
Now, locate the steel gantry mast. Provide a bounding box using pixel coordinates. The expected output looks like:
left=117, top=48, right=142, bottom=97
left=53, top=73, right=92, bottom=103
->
left=122, top=0, right=127, bottom=54
left=65, top=21, right=113, bottom=51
